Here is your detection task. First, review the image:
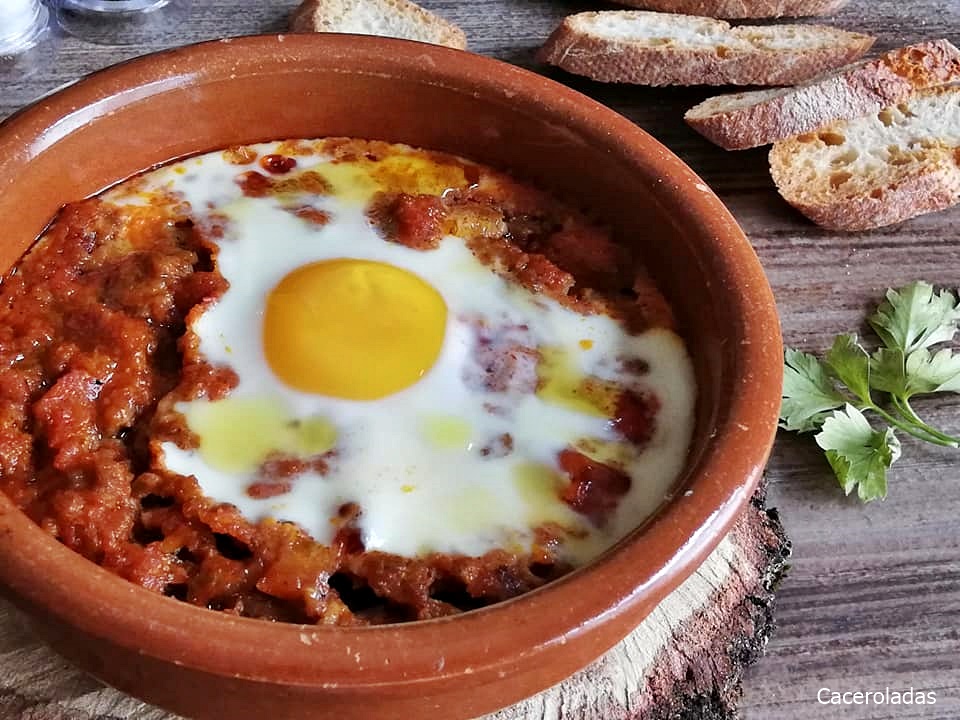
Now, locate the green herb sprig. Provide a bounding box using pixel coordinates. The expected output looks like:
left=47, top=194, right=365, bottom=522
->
left=780, top=281, right=960, bottom=501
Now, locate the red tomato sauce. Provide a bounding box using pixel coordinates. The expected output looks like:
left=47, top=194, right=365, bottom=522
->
left=0, top=139, right=676, bottom=625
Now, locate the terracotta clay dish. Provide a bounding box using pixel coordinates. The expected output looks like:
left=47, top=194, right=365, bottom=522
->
left=0, top=35, right=781, bottom=720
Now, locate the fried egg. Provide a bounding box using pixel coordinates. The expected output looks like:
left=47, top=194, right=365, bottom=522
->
left=111, top=140, right=696, bottom=566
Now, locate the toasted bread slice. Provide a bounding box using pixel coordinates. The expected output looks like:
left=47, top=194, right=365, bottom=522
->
left=687, top=40, right=960, bottom=149
left=290, top=0, right=467, bottom=50
left=769, top=86, right=960, bottom=231
left=537, top=11, right=873, bottom=86
left=609, top=0, right=849, bottom=18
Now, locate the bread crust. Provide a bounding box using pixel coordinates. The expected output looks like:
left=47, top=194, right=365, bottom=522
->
left=537, top=14, right=873, bottom=86
left=686, top=41, right=960, bottom=149
left=610, top=0, right=849, bottom=18
left=770, top=136, right=960, bottom=231
left=289, top=0, right=467, bottom=50
left=770, top=162, right=960, bottom=230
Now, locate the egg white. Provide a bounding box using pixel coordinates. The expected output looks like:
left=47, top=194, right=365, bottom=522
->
left=115, top=142, right=697, bottom=566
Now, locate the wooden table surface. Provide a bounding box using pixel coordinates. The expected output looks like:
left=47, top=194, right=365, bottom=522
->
left=2, top=1, right=959, bottom=718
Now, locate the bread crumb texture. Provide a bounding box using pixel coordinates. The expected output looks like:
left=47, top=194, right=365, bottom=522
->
left=770, top=87, right=960, bottom=230
left=290, top=0, right=467, bottom=50
left=608, top=0, right=850, bottom=19
left=537, top=11, right=873, bottom=86
left=685, top=40, right=960, bottom=149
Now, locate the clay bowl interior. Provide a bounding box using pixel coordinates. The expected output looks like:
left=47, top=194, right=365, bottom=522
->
left=0, top=35, right=782, bottom=720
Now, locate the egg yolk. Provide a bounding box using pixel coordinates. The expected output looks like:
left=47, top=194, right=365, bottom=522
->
left=263, top=259, right=447, bottom=399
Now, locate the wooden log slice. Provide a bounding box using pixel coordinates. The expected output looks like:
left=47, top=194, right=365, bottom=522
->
left=0, top=487, right=789, bottom=720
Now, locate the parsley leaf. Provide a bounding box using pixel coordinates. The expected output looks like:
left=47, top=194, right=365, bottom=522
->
left=815, top=405, right=901, bottom=501
left=904, top=348, right=960, bottom=395
left=868, top=281, right=960, bottom=355
left=870, top=347, right=909, bottom=396
left=824, top=334, right=872, bottom=403
left=781, top=348, right=845, bottom=432
left=780, top=281, right=960, bottom=502
left=872, top=347, right=960, bottom=397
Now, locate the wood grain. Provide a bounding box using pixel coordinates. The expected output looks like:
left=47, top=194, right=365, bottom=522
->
left=1, top=0, right=959, bottom=718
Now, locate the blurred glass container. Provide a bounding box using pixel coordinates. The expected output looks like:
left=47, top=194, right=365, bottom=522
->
left=52, top=0, right=192, bottom=46
left=1, top=0, right=56, bottom=97
left=0, top=0, right=50, bottom=56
